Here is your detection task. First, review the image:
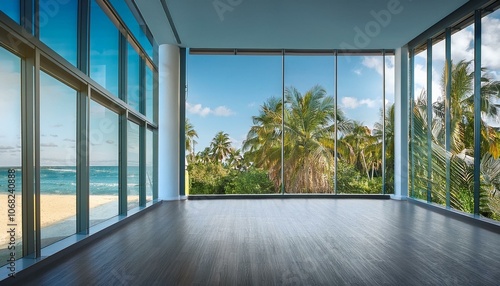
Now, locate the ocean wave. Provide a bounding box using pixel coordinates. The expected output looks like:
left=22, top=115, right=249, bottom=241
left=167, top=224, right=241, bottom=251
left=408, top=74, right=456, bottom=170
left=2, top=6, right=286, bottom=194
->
left=91, top=168, right=118, bottom=174
left=46, top=168, right=77, bottom=173
left=90, top=182, right=119, bottom=187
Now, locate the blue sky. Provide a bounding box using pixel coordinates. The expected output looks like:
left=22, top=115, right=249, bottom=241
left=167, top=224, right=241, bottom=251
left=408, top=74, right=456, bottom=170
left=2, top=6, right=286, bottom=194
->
left=186, top=11, right=500, bottom=154
left=1, top=5, right=500, bottom=166
left=187, top=54, right=394, bottom=151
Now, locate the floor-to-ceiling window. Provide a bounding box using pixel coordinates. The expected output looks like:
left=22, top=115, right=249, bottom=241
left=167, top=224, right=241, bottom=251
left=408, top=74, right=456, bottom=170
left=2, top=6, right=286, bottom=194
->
left=411, top=47, right=429, bottom=201
left=186, top=54, right=282, bottom=194
left=89, top=100, right=119, bottom=227
left=430, top=37, right=447, bottom=207
left=410, top=6, right=500, bottom=222
left=127, top=121, right=140, bottom=209
left=449, top=22, right=475, bottom=214
left=283, top=54, right=335, bottom=193
left=384, top=54, right=395, bottom=194
left=481, top=8, right=500, bottom=221
left=146, top=129, right=154, bottom=202
left=0, top=0, right=158, bottom=273
left=39, top=71, right=77, bottom=248
left=187, top=51, right=394, bottom=194
left=337, top=54, right=385, bottom=194
left=0, top=46, right=22, bottom=266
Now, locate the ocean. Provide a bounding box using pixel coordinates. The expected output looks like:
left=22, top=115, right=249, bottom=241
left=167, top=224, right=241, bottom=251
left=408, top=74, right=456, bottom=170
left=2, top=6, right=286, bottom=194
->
left=0, top=166, right=143, bottom=195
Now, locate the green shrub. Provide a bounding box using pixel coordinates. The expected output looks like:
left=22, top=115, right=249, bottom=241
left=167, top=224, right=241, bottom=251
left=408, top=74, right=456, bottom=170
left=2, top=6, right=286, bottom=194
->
left=224, top=168, right=276, bottom=194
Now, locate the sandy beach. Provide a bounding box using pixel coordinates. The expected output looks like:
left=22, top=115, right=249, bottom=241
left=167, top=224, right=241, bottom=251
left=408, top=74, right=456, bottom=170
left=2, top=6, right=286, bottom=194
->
left=0, top=194, right=121, bottom=248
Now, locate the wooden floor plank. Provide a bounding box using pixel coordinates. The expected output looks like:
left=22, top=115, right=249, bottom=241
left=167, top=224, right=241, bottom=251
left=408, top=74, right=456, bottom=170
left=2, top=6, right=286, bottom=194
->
left=5, top=199, right=500, bottom=286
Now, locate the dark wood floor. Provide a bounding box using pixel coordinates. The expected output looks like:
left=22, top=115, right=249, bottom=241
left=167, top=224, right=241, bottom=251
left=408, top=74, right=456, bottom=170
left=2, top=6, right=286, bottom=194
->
left=5, top=199, right=500, bottom=285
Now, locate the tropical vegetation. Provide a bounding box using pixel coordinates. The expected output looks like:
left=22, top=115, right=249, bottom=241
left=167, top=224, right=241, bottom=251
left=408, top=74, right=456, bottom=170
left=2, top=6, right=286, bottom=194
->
left=411, top=60, right=500, bottom=219
left=187, top=85, right=394, bottom=195
left=186, top=59, right=500, bottom=221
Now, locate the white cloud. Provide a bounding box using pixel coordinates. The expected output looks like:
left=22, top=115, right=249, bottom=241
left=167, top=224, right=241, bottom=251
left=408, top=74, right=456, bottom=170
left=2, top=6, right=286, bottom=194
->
left=213, top=106, right=235, bottom=116
left=362, top=56, right=383, bottom=74
left=413, top=62, right=427, bottom=95
left=186, top=102, right=234, bottom=117
left=360, top=99, right=377, bottom=108
left=353, top=69, right=362, bottom=75
left=451, top=27, right=474, bottom=62
left=341, top=97, right=378, bottom=109
left=431, top=67, right=443, bottom=102
left=413, top=54, right=445, bottom=103
left=362, top=56, right=395, bottom=98
left=419, top=26, right=474, bottom=64
left=482, top=15, right=500, bottom=79
left=342, top=97, right=359, bottom=109
left=186, top=102, right=211, bottom=116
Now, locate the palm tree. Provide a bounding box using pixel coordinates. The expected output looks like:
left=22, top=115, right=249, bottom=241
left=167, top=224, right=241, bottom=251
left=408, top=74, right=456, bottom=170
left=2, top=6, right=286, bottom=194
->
left=185, top=119, right=198, bottom=163
left=411, top=60, right=500, bottom=214
left=244, top=85, right=351, bottom=193
left=243, top=97, right=283, bottom=190
left=196, top=147, right=212, bottom=164
left=210, top=131, right=232, bottom=163
left=432, top=60, right=500, bottom=156
left=282, top=85, right=338, bottom=193
left=226, top=148, right=243, bottom=170
left=374, top=104, right=395, bottom=191
left=337, top=121, right=375, bottom=179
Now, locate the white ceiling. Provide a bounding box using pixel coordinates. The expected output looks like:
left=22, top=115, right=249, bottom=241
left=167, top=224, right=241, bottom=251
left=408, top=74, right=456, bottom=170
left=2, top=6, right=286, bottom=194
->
left=134, top=0, right=469, bottom=49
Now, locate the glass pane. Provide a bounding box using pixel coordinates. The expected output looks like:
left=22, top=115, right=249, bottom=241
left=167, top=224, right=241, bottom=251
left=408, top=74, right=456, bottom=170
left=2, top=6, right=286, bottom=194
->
left=127, top=43, right=140, bottom=113
left=384, top=54, right=395, bottom=194
left=90, top=0, right=119, bottom=97
left=481, top=9, right=500, bottom=221
left=0, top=47, right=22, bottom=266
left=283, top=55, right=335, bottom=193
left=187, top=55, right=281, bottom=194
left=89, top=100, right=119, bottom=227
left=128, top=121, right=139, bottom=209
left=431, top=39, right=447, bottom=206
left=450, top=23, right=475, bottom=214
left=146, top=66, right=154, bottom=122
left=146, top=130, right=153, bottom=202
left=0, top=0, right=20, bottom=23
left=39, top=0, right=77, bottom=66
left=40, top=71, right=77, bottom=248
left=411, top=48, right=429, bottom=200
left=108, top=0, right=153, bottom=59
left=337, top=55, right=384, bottom=194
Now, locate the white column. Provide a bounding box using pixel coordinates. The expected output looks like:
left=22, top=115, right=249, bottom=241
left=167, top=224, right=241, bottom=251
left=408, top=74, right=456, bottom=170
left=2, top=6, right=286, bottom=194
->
left=393, top=46, right=409, bottom=200
left=158, top=44, right=180, bottom=201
